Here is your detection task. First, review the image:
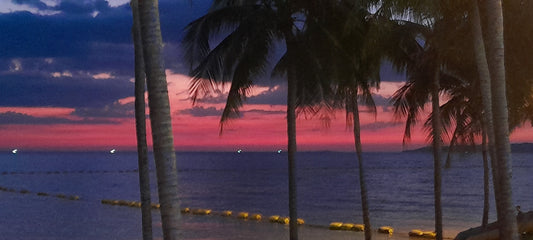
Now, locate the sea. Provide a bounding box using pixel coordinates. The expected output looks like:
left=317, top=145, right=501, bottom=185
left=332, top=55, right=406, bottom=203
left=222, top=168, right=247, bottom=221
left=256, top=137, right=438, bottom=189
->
left=0, top=150, right=531, bottom=240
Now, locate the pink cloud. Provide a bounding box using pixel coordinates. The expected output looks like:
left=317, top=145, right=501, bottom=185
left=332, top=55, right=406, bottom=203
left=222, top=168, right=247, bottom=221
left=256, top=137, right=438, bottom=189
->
left=1, top=71, right=532, bottom=152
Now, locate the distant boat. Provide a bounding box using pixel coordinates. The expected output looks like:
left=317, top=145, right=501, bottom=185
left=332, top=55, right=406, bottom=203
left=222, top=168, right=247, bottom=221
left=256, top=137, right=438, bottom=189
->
left=277, top=150, right=282, bottom=154
left=237, top=149, right=242, bottom=154
left=11, top=149, right=18, bottom=154
left=109, top=149, right=116, bottom=154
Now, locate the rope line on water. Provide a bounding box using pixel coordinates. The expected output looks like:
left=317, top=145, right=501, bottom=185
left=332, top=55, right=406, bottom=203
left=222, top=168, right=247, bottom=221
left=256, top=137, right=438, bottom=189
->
left=0, top=186, right=438, bottom=239
left=99, top=199, right=405, bottom=237
left=1, top=169, right=141, bottom=176
left=0, top=185, right=80, bottom=201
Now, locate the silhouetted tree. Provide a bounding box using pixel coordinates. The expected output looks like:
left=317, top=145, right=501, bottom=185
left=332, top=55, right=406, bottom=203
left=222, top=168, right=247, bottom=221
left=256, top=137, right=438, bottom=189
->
left=130, top=0, right=153, bottom=239
left=137, top=0, right=181, bottom=239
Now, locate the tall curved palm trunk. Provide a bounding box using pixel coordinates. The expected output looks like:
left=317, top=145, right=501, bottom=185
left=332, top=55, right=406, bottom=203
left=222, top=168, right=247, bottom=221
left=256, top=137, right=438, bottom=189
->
left=483, top=1, right=518, bottom=239
left=470, top=0, right=496, bottom=227
left=350, top=89, right=372, bottom=240
left=287, top=68, right=298, bottom=240
left=284, top=23, right=300, bottom=238
left=131, top=0, right=153, bottom=239
left=137, top=0, right=181, bottom=239
left=431, top=68, right=443, bottom=240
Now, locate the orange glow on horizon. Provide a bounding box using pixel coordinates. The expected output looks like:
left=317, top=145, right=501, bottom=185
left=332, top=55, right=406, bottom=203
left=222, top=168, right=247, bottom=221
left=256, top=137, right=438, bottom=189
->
left=1, top=71, right=532, bottom=152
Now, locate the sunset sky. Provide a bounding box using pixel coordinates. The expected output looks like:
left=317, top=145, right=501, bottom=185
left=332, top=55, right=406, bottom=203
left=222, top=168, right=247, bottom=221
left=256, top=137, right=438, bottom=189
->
left=1, top=0, right=532, bottom=152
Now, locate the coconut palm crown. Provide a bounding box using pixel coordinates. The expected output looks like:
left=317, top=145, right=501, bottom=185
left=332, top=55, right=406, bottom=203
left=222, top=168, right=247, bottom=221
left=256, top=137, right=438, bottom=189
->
left=182, top=1, right=335, bottom=239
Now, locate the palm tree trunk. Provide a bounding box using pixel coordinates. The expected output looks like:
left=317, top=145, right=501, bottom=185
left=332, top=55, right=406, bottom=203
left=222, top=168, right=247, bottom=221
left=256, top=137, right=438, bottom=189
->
left=470, top=0, right=502, bottom=220
left=444, top=126, right=459, bottom=169
left=287, top=68, right=298, bottom=240
left=481, top=121, right=490, bottom=228
left=352, top=89, right=372, bottom=240
left=431, top=67, right=443, bottom=240
left=131, top=1, right=153, bottom=239
left=483, top=1, right=518, bottom=239
left=137, top=1, right=181, bottom=239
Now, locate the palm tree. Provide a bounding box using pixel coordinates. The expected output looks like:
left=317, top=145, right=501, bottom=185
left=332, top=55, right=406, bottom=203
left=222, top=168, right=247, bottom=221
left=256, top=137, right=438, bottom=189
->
left=439, top=82, right=492, bottom=226
left=480, top=1, right=518, bottom=239
left=183, top=1, right=332, bottom=239
left=131, top=0, right=153, bottom=239
left=384, top=2, right=507, bottom=238
left=389, top=2, right=529, bottom=238
left=468, top=0, right=497, bottom=228
left=306, top=3, right=389, bottom=239
left=386, top=7, right=475, bottom=238
left=136, top=0, right=181, bottom=239
left=388, top=36, right=443, bottom=240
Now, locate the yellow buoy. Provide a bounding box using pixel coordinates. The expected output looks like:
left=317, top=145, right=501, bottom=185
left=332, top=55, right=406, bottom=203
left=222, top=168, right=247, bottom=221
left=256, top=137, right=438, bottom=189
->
left=127, top=201, right=140, bottom=207
left=329, top=222, right=344, bottom=230
left=269, top=215, right=280, bottom=222
left=422, top=231, right=436, bottom=239
left=277, top=217, right=290, bottom=225
left=68, top=195, right=80, bottom=201
left=237, top=212, right=249, bottom=219
left=409, top=229, right=424, bottom=237
left=180, top=208, right=190, bottom=213
left=250, top=213, right=262, bottom=221
left=221, top=210, right=232, bottom=216
left=378, top=226, right=394, bottom=234
left=192, top=209, right=212, bottom=215
left=297, top=218, right=305, bottom=225
left=341, top=223, right=355, bottom=230
left=354, top=224, right=365, bottom=231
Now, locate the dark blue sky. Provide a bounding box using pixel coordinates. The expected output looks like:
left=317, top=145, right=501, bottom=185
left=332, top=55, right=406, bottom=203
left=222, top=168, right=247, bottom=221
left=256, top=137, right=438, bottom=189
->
left=0, top=0, right=211, bottom=111
left=0, top=0, right=405, bottom=112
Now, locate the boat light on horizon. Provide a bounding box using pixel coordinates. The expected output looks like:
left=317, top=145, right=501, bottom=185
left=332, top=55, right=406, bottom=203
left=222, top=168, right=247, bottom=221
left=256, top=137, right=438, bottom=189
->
left=12, top=149, right=18, bottom=154
left=110, top=149, right=116, bottom=154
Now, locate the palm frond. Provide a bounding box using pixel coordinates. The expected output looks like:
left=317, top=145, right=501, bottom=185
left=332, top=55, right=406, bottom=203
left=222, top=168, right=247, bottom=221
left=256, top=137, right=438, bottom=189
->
left=184, top=5, right=278, bottom=106
left=219, top=16, right=278, bottom=126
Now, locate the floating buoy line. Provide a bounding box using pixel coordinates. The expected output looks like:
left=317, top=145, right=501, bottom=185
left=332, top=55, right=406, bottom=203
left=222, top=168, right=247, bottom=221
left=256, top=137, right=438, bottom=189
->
left=98, top=199, right=407, bottom=236
left=0, top=183, right=435, bottom=238
left=0, top=168, right=227, bottom=176
left=0, top=186, right=80, bottom=201
left=0, top=169, right=141, bottom=176
left=100, top=200, right=304, bottom=225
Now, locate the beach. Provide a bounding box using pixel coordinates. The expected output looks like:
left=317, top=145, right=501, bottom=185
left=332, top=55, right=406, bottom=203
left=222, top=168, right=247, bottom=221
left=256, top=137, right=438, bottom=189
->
left=1, top=151, right=531, bottom=239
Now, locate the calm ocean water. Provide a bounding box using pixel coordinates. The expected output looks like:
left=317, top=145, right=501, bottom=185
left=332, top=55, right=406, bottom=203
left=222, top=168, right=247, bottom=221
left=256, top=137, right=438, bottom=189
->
left=0, top=150, right=531, bottom=240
